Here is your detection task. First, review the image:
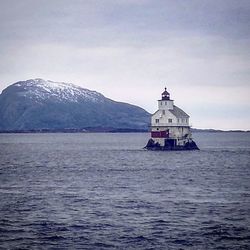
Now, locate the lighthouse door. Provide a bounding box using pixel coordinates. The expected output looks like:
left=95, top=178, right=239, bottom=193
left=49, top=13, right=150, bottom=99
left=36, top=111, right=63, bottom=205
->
left=164, top=138, right=176, bottom=148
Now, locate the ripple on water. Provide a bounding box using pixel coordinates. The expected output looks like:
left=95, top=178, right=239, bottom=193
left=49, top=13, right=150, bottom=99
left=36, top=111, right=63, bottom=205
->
left=0, top=132, right=250, bottom=249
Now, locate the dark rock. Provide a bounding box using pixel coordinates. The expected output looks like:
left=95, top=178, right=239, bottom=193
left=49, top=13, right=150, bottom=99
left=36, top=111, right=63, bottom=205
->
left=145, top=138, right=161, bottom=149
left=183, top=140, right=199, bottom=150
left=145, top=139, right=199, bottom=151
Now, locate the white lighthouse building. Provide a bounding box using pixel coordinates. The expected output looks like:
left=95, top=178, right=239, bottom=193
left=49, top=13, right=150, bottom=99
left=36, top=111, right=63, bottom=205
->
left=145, top=88, right=199, bottom=150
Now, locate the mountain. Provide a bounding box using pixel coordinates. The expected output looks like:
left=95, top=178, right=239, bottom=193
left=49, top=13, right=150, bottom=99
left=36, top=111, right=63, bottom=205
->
left=0, top=79, right=150, bottom=131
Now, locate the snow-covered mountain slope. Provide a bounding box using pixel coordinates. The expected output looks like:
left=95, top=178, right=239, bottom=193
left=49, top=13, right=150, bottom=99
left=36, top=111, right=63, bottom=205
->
left=0, top=79, right=150, bottom=131
left=12, top=78, right=105, bottom=103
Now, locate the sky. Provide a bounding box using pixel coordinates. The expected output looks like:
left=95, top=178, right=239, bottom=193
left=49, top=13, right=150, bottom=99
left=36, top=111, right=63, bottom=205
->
left=0, top=0, right=250, bottom=130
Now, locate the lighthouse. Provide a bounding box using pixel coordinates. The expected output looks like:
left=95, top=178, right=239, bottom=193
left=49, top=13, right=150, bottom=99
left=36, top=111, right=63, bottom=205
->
left=145, top=88, right=199, bottom=150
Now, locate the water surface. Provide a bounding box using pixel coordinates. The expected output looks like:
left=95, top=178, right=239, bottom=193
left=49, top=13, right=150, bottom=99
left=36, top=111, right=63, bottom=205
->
left=0, top=132, right=250, bottom=249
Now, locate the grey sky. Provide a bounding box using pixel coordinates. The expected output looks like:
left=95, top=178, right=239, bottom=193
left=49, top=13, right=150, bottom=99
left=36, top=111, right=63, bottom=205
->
left=0, top=0, right=250, bottom=129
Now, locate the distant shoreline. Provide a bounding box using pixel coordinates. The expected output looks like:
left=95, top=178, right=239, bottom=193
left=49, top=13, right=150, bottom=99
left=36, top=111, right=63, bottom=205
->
left=0, top=128, right=249, bottom=133
left=0, top=128, right=148, bottom=133
left=191, top=128, right=250, bottom=133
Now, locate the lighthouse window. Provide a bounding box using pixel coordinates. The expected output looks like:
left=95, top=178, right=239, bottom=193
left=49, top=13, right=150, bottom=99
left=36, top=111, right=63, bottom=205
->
left=155, top=119, right=159, bottom=123
left=168, top=119, right=172, bottom=123
left=177, top=118, right=180, bottom=123
left=162, top=110, right=165, bottom=115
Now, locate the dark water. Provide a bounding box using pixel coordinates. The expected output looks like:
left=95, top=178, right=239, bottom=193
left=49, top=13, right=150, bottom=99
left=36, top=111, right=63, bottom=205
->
left=0, top=132, right=250, bottom=249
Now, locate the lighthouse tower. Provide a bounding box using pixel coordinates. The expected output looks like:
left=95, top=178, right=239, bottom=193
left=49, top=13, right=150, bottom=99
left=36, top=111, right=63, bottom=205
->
left=145, top=88, right=199, bottom=150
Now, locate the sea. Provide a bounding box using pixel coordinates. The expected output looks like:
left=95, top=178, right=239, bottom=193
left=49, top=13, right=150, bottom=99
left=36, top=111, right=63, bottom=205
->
left=0, top=132, right=250, bottom=250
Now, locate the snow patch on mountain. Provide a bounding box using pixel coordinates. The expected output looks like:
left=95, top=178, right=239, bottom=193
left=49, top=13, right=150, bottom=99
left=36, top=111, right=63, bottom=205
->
left=14, top=78, right=104, bottom=103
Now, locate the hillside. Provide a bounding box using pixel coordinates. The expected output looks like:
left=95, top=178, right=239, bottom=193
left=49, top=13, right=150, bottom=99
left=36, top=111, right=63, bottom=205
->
left=0, top=79, right=150, bottom=131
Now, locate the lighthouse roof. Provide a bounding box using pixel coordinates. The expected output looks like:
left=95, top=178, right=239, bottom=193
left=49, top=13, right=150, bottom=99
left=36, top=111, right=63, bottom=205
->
left=162, top=88, right=170, bottom=96
left=169, top=105, right=189, bottom=118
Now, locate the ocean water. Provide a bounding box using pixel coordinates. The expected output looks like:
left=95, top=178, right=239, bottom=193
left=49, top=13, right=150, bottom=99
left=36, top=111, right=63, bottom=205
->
left=0, top=132, right=250, bottom=249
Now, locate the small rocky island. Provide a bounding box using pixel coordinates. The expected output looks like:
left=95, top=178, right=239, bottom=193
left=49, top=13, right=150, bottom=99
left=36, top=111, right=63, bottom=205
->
left=145, top=88, right=199, bottom=151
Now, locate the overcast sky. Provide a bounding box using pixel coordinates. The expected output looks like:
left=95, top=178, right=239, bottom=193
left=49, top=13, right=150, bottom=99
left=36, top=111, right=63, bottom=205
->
left=0, top=0, right=249, bottom=130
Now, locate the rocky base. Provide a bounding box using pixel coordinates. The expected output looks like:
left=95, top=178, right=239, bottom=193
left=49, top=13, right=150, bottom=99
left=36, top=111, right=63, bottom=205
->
left=145, top=138, right=199, bottom=151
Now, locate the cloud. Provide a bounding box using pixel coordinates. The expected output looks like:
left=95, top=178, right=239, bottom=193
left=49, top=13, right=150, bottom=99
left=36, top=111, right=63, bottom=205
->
left=1, top=0, right=250, bottom=45
left=1, top=36, right=248, bottom=99
left=0, top=0, right=250, bottom=129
